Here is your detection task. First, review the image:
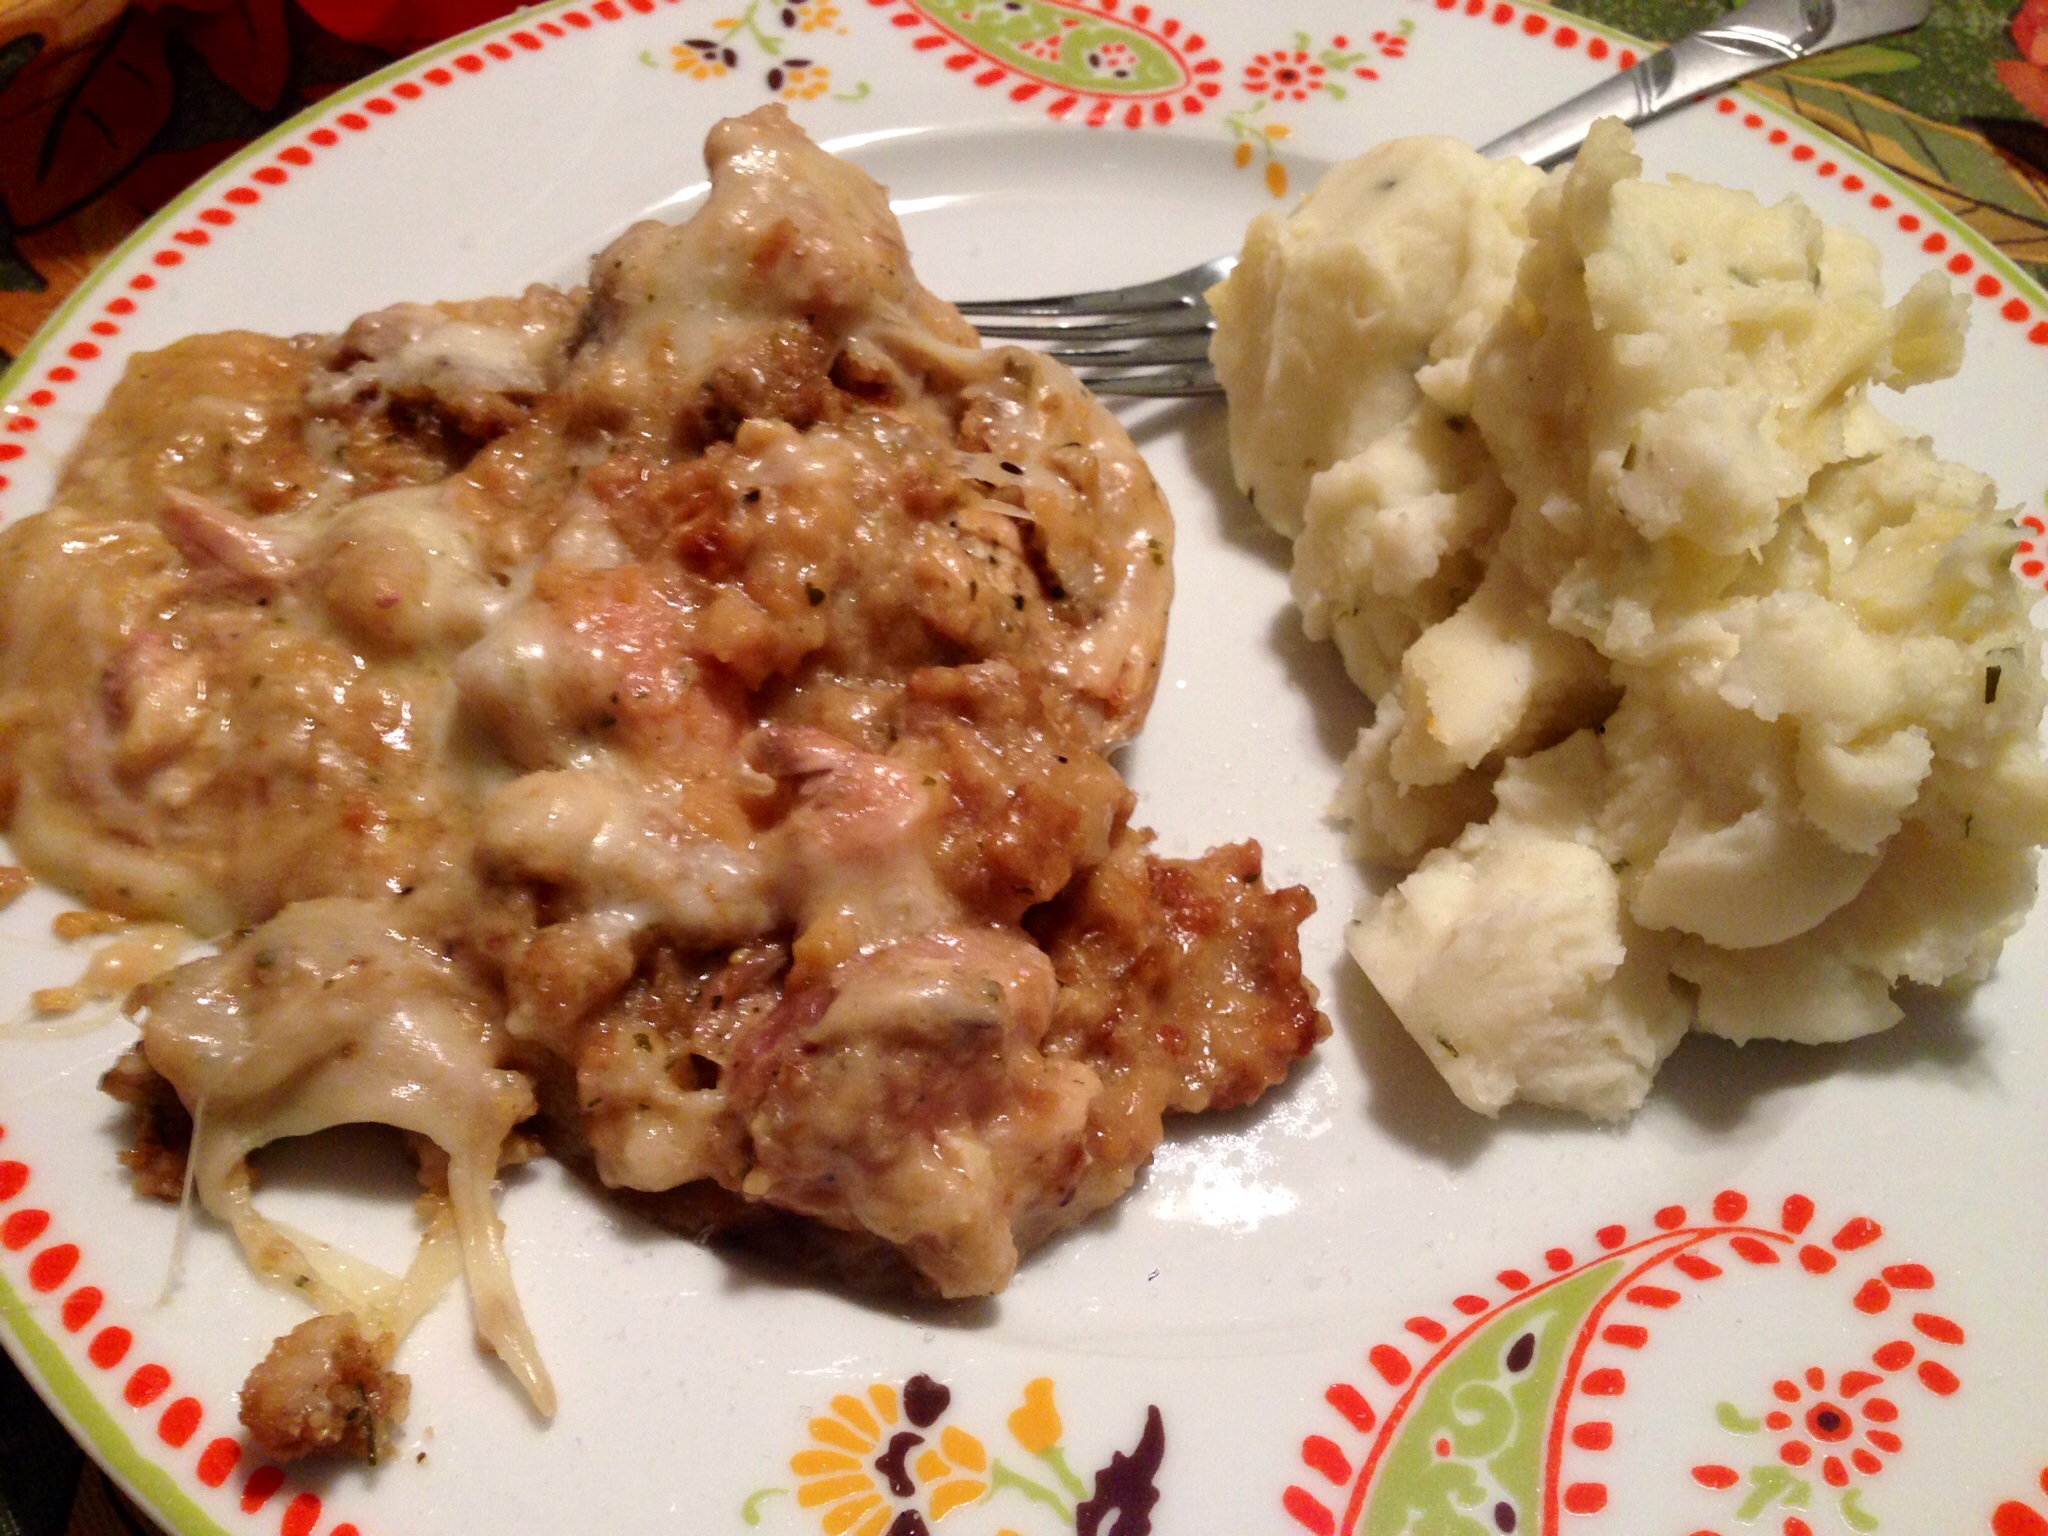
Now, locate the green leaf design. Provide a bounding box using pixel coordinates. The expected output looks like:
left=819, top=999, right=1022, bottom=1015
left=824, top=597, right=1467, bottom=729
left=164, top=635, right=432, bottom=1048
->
left=1779, top=44, right=1919, bottom=81
left=1715, top=1401, right=1762, bottom=1434
left=1842, top=1488, right=1882, bottom=1532
left=739, top=1488, right=785, bottom=1526
left=987, top=1459, right=1074, bottom=1521
left=905, top=0, right=1185, bottom=94
left=1357, top=1260, right=1626, bottom=1534
left=1746, top=73, right=2048, bottom=273
left=1035, top=1444, right=1089, bottom=1501
left=1736, top=1465, right=1806, bottom=1521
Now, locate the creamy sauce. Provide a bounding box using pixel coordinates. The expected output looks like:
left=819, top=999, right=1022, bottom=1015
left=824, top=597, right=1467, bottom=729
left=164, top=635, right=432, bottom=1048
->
left=0, top=107, right=1322, bottom=1443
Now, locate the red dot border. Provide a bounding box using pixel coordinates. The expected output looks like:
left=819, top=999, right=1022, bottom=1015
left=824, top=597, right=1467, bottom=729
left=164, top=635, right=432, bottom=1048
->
left=0, top=1121, right=357, bottom=1536
left=1711, top=89, right=2036, bottom=336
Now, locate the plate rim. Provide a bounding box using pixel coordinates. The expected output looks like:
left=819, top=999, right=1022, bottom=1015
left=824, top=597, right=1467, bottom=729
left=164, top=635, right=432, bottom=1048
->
left=0, top=3, right=2043, bottom=1534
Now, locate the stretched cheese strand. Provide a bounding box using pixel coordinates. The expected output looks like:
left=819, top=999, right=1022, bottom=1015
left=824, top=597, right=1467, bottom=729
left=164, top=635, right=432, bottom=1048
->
left=204, top=1165, right=462, bottom=1343
left=141, top=897, right=555, bottom=1415
left=156, top=1098, right=204, bottom=1310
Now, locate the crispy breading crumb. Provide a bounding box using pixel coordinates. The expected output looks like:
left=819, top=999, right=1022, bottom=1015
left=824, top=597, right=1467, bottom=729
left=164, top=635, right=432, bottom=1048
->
left=239, top=1314, right=410, bottom=1463
left=99, top=1045, right=193, bottom=1202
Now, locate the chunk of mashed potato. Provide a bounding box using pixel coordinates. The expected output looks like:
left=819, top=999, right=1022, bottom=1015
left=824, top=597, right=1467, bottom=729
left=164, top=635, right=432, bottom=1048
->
left=1212, top=120, right=2048, bottom=1119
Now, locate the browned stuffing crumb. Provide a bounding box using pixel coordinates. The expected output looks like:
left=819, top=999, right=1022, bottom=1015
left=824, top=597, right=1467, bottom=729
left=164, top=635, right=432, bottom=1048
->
left=99, top=1044, right=193, bottom=1202
left=52, top=909, right=127, bottom=939
left=238, top=1314, right=409, bottom=1463
left=0, top=866, right=26, bottom=910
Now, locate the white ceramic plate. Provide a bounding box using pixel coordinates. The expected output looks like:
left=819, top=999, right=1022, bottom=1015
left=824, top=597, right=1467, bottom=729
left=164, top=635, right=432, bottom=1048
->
left=4, top=4, right=2047, bottom=1535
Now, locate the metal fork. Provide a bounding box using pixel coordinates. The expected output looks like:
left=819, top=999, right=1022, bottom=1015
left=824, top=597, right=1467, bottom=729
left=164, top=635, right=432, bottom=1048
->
left=955, top=0, right=1932, bottom=397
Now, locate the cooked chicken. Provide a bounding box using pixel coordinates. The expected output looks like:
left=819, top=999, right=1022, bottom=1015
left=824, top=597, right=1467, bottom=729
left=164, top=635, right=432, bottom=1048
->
left=2, top=107, right=1325, bottom=1457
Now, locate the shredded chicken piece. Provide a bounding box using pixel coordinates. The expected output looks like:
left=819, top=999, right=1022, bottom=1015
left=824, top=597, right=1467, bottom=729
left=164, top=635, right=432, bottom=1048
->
left=0, top=107, right=1326, bottom=1430
left=238, top=1314, right=409, bottom=1463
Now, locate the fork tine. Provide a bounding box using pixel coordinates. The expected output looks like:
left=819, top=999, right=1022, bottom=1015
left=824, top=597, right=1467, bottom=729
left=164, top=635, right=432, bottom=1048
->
left=1069, top=360, right=1221, bottom=397
left=972, top=306, right=1215, bottom=343
left=954, top=255, right=1234, bottom=319
left=952, top=254, right=1231, bottom=397
left=1031, top=331, right=1215, bottom=368
left=959, top=291, right=1198, bottom=318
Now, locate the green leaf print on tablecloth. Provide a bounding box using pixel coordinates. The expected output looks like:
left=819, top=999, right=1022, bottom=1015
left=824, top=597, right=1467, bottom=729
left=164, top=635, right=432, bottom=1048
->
left=1748, top=70, right=2048, bottom=270
left=1550, top=0, right=2048, bottom=287
left=1553, top=0, right=2031, bottom=123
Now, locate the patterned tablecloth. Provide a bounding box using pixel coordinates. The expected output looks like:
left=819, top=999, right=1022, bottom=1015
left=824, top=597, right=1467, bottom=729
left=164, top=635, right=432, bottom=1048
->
left=1, top=0, right=2044, bottom=1530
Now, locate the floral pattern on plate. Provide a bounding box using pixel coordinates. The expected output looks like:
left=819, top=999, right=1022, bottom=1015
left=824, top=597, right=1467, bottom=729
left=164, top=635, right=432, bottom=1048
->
left=1283, top=1193, right=1963, bottom=1536
left=745, top=1374, right=1164, bottom=1536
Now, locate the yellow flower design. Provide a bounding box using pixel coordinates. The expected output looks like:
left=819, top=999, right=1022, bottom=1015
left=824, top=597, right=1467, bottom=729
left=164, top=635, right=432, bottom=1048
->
left=1223, top=105, right=1295, bottom=200
left=1007, top=1377, right=1062, bottom=1455
left=995, top=1378, right=1089, bottom=1509
left=774, top=60, right=833, bottom=100
left=747, top=1373, right=1165, bottom=1534
left=773, top=1374, right=992, bottom=1533
left=789, top=1383, right=901, bottom=1536
left=791, top=0, right=842, bottom=31
left=669, top=39, right=735, bottom=79
left=911, top=1424, right=989, bottom=1520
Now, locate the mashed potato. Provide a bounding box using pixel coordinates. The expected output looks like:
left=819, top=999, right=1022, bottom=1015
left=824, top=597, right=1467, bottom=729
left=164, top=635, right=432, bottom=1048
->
left=1212, top=120, right=2048, bottom=1119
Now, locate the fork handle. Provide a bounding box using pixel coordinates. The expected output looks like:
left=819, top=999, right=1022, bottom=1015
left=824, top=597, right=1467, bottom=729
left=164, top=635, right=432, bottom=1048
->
left=1479, top=0, right=1926, bottom=168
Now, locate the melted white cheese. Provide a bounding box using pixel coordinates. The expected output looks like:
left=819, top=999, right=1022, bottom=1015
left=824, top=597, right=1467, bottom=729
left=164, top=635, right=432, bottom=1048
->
left=143, top=898, right=555, bottom=1415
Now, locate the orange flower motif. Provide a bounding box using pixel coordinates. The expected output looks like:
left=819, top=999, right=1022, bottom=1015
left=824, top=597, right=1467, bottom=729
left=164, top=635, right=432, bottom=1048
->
left=1007, top=1378, right=1062, bottom=1455
left=774, top=1374, right=988, bottom=1534
left=779, top=0, right=843, bottom=31
left=769, top=59, right=832, bottom=100
left=912, top=1424, right=989, bottom=1519
left=1223, top=108, right=1293, bottom=200
left=997, top=1377, right=1089, bottom=1505
left=748, top=1372, right=1167, bottom=1533
left=789, top=1383, right=901, bottom=1536
left=671, top=37, right=737, bottom=78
